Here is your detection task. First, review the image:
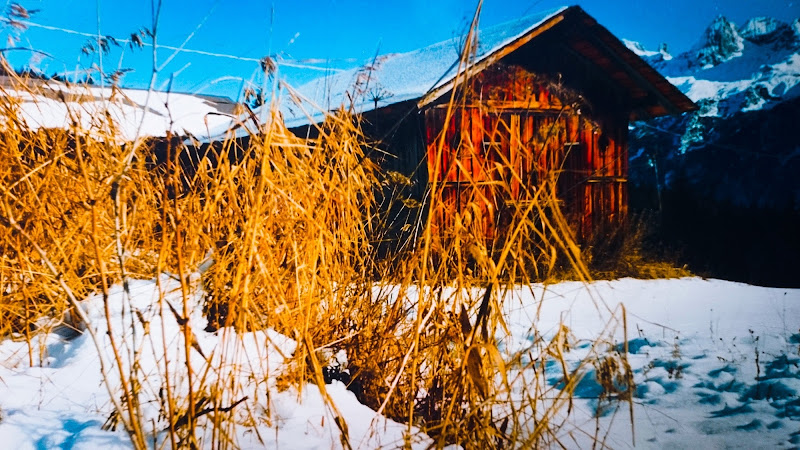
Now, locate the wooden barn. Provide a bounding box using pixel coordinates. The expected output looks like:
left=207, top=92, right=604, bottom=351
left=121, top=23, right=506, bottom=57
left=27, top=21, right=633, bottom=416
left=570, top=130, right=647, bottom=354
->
left=269, top=6, right=696, bottom=242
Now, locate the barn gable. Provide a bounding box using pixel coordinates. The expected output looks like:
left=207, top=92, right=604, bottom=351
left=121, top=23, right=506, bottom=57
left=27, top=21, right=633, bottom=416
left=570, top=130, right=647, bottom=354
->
left=415, top=6, right=695, bottom=120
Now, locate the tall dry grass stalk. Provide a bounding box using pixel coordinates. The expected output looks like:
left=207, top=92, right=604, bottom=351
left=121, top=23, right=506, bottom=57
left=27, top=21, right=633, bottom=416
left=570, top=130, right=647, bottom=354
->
left=0, top=13, right=633, bottom=448
left=320, top=7, right=626, bottom=446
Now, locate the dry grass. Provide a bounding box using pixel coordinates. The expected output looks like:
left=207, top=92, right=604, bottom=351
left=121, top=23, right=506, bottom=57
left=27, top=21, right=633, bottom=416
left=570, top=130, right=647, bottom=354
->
left=0, top=14, right=636, bottom=448
left=585, top=213, right=693, bottom=281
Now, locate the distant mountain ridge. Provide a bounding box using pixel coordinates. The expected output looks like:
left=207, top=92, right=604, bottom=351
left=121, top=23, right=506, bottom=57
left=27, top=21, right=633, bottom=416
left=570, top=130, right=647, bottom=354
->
left=625, top=12, right=800, bottom=208
left=624, top=13, right=800, bottom=286
left=629, top=14, right=800, bottom=120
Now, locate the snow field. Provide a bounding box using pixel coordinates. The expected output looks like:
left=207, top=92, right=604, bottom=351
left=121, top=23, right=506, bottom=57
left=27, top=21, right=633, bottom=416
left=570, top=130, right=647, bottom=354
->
left=1, top=277, right=798, bottom=448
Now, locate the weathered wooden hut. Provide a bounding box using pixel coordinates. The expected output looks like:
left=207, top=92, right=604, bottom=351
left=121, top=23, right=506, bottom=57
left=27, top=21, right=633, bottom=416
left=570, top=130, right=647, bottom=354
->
left=271, top=6, right=696, bottom=241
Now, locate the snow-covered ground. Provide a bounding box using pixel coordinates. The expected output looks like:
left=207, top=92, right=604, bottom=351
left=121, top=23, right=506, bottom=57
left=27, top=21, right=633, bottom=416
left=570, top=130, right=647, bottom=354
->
left=0, top=276, right=431, bottom=449
left=1, top=277, right=798, bottom=448
left=506, top=278, right=800, bottom=448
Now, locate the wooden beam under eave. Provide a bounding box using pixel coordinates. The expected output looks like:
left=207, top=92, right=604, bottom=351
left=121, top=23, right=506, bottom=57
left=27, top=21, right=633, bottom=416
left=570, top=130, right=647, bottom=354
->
left=571, top=40, right=652, bottom=102
left=589, top=24, right=695, bottom=116
left=417, top=13, right=567, bottom=108
left=552, top=40, right=633, bottom=111
left=591, top=41, right=682, bottom=116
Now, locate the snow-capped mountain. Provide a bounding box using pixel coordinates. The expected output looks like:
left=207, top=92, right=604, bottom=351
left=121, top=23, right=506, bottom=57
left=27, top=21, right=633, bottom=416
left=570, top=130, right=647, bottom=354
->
left=634, top=15, right=800, bottom=119
left=622, top=38, right=672, bottom=61
left=626, top=14, right=800, bottom=286
left=695, top=15, right=745, bottom=67
left=739, top=16, right=799, bottom=46
left=627, top=14, right=800, bottom=205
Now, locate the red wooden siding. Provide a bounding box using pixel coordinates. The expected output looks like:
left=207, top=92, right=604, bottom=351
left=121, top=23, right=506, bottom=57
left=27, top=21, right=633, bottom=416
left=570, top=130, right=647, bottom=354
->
left=424, top=64, right=627, bottom=242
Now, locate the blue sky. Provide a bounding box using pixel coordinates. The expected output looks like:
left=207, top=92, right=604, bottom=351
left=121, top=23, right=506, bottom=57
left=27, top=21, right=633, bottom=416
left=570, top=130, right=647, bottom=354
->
left=1, top=0, right=798, bottom=100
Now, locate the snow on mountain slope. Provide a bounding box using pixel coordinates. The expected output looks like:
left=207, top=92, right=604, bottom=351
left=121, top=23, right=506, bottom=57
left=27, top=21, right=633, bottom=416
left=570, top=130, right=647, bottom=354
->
left=740, top=16, right=796, bottom=45
left=695, top=15, right=745, bottom=67
left=625, top=14, right=800, bottom=286
left=627, top=12, right=800, bottom=186
left=626, top=14, right=800, bottom=118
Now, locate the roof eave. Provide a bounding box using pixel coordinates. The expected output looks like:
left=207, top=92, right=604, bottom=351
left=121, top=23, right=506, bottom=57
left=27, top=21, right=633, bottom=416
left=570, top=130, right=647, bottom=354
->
left=416, top=7, right=569, bottom=109
left=567, top=7, right=696, bottom=118
left=416, top=5, right=697, bottom=120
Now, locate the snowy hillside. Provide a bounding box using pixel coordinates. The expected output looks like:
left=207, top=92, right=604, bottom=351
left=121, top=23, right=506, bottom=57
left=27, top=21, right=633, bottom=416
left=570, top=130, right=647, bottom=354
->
left=1, top=278, right=798, bottom=448
left=0, top=277, right=434, bottom=449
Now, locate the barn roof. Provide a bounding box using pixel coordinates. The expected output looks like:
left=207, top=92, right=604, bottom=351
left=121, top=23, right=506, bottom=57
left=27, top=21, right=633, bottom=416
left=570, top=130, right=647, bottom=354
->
left=210, top=5, right=695, bottom=139
left=281, top=7, right=571, bottom=124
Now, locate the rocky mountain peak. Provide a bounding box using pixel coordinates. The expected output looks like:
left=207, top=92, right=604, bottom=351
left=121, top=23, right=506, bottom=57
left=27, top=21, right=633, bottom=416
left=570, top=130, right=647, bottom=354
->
left=739, top=17, right=796, bottom=46
left=622, top=39, right=672, bottom=64
left=695, top=15, right=744, bottom=67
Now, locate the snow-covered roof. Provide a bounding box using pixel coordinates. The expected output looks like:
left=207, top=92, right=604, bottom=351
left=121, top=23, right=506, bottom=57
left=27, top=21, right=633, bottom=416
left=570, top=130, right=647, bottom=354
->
left=286, top=6, right=569, bottom=120
left=206, top=5, right=696, bottom=141
left=204, top=7, right=569, bottom=140
left=0, top=76, right=237, bottom=141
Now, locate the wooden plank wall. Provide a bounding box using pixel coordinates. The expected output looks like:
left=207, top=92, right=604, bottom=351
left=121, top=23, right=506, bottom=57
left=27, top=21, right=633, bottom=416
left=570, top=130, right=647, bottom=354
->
left=423, top=64, right=627, bottom=242
left=564, top=116, right=627, bottom=240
